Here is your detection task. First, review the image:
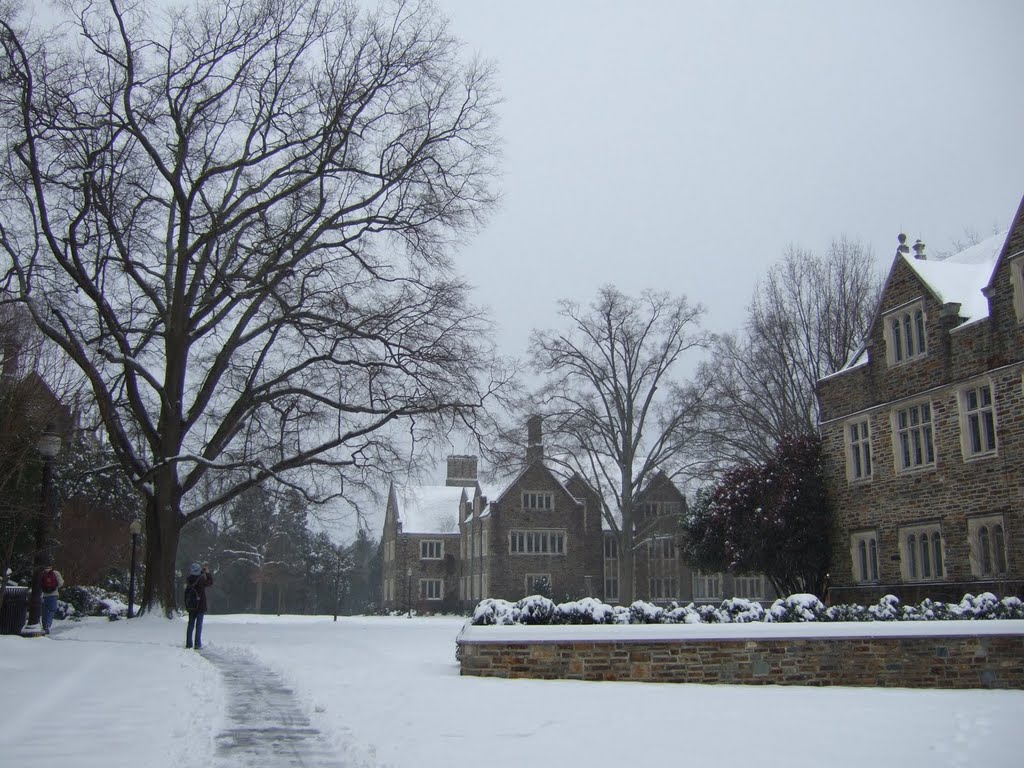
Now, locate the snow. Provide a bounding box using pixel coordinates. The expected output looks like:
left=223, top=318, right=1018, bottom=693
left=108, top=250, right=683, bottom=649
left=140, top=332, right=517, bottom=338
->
left=394, top=485, right=464, bottom=533
left=903, top=229, right=1008, bottom=324
left=2, top=613, right=1021, bottom=767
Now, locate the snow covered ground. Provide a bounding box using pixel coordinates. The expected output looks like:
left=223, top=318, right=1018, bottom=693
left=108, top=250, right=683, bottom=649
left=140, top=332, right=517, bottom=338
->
left=2, top=614, right=1021, bottom=768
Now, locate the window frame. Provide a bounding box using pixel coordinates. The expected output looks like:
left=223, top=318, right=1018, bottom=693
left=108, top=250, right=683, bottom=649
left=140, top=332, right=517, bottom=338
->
left=959, top=381, right=998, bottom=460
left=419, top=539, right=443, bottom=560
left=892, top=400, right=936, bottom=472
left=732, top=574, right=766, bottom=600
left=845, top=417, right=873, bottom=482
left=692, top=570, right=723, bottom=601
left=898, top=522, right=944, bottom=582
left=883, top=301, right=928, bottom=365
left=419, top=578, right=443, bottom=600
left=521, top=491, right=554, bottom=511
left=603, top=536, right=619, bottom=602
left=524, top=573, right=552, bottom=596
left=851, top=530, right=880, bottom=584
left=1010, top=253, right=1024, bottom=324
left=508, top=529, right=567, bottom=555
left=967, top=514, right=1009, bottom=579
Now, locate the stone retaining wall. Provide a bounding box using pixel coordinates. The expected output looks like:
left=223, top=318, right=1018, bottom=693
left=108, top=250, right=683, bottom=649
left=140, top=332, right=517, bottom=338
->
left=458, top=632, right=1024, bottom=689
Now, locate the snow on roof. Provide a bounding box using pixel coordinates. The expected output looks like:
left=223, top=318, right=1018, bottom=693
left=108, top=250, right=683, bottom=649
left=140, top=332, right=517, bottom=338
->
left=395, top=485, right=464, bottom=534
left=903, top=230, right=1007, bottom=324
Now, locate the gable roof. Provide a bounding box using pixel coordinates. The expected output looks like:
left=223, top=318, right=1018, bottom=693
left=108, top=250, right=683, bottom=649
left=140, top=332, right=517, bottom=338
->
left=393, top=484, right=465, bottom=534
left=834, top=227, right=1011, bottom=375
left=903, top=230, right=1007, bottom=325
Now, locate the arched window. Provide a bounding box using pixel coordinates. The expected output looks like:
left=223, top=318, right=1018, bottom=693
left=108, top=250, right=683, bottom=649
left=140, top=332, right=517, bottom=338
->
left=993, top=525, right=1007, bottom=574
left=931, top=533, right=943, bottom=578
left=914, top=309, right=926, bottom=354
left=979, top=526, right=992, bottom=576
left=858, top=540, right=868, bottom=582
left=907, top=534, right=918, bottom=579
left=892, top=319, right=903, bottom=361
left=869, top=538, right=878, bottom=581
left=920, top=534, right=931, bottom=578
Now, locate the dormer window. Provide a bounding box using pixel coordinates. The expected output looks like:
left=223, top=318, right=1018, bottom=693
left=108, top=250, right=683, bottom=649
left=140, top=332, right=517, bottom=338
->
left=884, top=302, right=927, bottom=365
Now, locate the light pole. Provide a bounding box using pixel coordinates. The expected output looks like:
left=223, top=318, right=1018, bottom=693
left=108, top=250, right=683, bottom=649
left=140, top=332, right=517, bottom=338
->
left=127, top=520, right=142, bottom=618
left=333, top=544, right=343, bottom=622
left=406, top=566, right=412, bottom=618
left=23, top=425, right=61, bottom=638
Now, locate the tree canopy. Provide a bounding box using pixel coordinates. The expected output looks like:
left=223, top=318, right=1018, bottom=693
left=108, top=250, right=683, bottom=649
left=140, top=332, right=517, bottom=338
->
left=0, top=0, right=506, bottom=613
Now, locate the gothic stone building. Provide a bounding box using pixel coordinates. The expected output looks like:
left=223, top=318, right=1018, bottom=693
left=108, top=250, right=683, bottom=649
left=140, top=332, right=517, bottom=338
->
left=818, top=195, right=1024, bottom=604
left=381, top=417, right=773, bottom=611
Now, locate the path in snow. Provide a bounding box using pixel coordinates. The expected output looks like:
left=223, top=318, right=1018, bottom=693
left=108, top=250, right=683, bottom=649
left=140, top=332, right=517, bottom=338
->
left=203, top=647, right=347, bottom=768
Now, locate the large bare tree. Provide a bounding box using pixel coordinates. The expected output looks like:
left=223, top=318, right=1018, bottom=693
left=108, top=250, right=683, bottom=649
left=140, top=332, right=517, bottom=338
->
left=525, top=286, right=710, bottom=604
left=0, top=0, right=506, bottom=613
left=699, top=238, right=882, bottom=467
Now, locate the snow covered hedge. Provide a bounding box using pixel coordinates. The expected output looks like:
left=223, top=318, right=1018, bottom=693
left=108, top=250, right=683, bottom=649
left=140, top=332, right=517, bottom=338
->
left=470, top=592, right=1024, bottom=626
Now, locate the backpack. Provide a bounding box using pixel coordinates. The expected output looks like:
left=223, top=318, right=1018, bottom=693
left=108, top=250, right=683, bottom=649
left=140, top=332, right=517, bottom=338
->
left=184, top=581, right=200, bottom=612
left=41, top=569, right=59, bottom=592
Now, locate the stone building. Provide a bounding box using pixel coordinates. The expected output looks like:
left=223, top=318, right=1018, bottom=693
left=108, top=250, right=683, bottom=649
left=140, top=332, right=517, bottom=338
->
left=817, top=195, right=1024, bottom=604
left=381, top=417, right=774, bottom=611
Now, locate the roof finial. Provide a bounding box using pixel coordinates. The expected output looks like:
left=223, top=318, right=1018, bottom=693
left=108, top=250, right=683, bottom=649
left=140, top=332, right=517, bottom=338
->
left=896, top=232, right=910, bottom=258
left=912, top=239, right=926, bottom=260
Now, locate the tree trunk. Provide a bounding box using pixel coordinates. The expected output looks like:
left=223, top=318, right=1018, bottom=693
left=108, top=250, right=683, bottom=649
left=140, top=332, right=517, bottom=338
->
left=619, top=536, right=635, bottom=605
left=140, top=492, right=184, bottom=617
left=255, top=576, right=264, bottom=614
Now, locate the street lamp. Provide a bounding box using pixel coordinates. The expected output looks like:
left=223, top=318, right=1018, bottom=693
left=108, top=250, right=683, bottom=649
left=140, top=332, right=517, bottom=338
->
left=127, top=520, right=142, bottom=618
left=333, top=544, right=343, bottom=622
left=23, top=425, right=61, bottom=638
left=406, top=566, right=412, bottom=618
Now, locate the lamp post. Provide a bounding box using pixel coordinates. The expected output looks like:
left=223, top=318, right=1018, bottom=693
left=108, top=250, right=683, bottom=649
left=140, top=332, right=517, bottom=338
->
left=406, top=566, right=412, bottom=618
left=127, top=520, right=142, bottom=618
left=23, top=425, right=61, bottom=637
left=333, top=544, right=343, bottom=622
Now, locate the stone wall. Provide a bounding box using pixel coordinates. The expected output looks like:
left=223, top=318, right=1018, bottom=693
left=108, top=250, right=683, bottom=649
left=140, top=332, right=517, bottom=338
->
left=458, top=630, right=1024, bottom=689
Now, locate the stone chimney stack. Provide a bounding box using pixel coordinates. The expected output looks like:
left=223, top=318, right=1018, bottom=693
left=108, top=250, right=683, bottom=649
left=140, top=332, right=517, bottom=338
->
left=526, top=415, right=544, bottom=464
left=912, top=239, right=927, bottom=260
left=445, top=455, right=478, bottom=487
left=896, top=233, right=910, bottom=258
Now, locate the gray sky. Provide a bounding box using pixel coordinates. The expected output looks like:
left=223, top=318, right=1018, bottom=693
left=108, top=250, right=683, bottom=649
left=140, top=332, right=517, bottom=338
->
left=435, top=0, right=1024, bottom=354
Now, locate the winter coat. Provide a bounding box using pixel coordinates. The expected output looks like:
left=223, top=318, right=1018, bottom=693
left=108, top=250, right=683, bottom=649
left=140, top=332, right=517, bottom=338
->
left=186, top=571, right=214, bottom=613
left=41, top=568, right=64, bottom=597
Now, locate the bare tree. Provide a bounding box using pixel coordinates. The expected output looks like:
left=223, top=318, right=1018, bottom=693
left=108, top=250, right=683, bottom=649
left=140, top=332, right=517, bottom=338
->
left=523, top=286, right=710, bottom=604
left=699, top=238, right=881, bottom=467
left=0, top=0, right=507, bottom=613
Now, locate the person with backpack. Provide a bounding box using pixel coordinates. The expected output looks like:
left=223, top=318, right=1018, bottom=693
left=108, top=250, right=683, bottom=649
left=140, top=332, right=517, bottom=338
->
left=40, top=565, right=63, bottom=635
left=184, top=562, right=213, bottom=650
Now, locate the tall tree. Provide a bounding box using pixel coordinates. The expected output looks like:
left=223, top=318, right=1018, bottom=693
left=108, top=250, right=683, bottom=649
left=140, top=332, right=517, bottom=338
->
left=525, top=286, right=710, bottom=604
left=700, top=238, right=881, bottom=467
left=0, top=0, right=506, bottom=613
left=682, top=433, right=832, bottom=597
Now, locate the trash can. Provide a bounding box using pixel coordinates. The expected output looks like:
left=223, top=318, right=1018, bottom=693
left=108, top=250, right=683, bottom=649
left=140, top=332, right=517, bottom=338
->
left=0, top=586, right=30, bottom=635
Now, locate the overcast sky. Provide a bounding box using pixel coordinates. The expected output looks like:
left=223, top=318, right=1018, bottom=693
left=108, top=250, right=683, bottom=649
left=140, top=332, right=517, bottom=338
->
left=434, top=0, right=1024, bottom=354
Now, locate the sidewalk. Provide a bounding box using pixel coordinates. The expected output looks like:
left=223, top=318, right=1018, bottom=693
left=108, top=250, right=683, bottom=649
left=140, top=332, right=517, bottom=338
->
left=204, top=647, right=346, bottom=768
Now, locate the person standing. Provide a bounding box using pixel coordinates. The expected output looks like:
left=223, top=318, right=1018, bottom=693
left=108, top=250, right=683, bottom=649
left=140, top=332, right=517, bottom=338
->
left=40, top=565, right=63, bottom=635
left=184, top=563, right=213, bottom=650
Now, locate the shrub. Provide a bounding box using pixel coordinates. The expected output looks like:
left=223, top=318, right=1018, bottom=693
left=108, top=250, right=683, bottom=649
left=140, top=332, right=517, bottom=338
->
left=628, top=600, right=664, bottom=624
left=471, top=598, right=516, bottom=626
left=514, top=595, right=556, bottom=625
left=717, top=597, right=765, bottom=623
left=766, top=594, right=826, bottom=622
left=555, top=597, right=615, bottom=624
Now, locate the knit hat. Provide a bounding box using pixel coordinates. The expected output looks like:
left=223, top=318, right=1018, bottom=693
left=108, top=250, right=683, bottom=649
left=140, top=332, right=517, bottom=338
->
left=190, top=563, right=201, bottom=576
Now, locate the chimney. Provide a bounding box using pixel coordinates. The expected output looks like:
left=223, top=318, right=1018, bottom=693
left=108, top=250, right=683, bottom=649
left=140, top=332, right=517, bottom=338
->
left=445, top=455, right=478, bottom=487
left=912, top=239, right=926, bottom=260
left=896, top=233, right=910, bottom=258
left=526, top=415, right=544, bottom=464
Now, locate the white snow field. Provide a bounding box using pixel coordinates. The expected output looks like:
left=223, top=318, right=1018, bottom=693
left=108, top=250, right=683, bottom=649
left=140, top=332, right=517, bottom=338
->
left=1, top=614, right=1021, bottom=768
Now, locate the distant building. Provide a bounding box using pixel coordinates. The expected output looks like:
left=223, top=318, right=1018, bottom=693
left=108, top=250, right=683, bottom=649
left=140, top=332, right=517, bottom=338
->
left=817, top=195, right=1024, bottom=603
left=380, top=417, right=774, bottom=611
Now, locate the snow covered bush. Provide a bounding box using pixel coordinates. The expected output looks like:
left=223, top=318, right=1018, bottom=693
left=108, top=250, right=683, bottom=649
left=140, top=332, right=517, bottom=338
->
left=554, top=597, right=615, bottom=624
left=866, top=594, right=901, bottom=621
left=514, top=595, right=556, bottom=625
left=628, top=600, right=664, bottom=624
left=469, top=592, right=1024, bottom=626
left=766, top=594, right=826, bottom=622
left=60, top=585, right=128, bottom=619
left=717, top=597, right=765, bottom=623
left=471, top=598, right=517, bottom=626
